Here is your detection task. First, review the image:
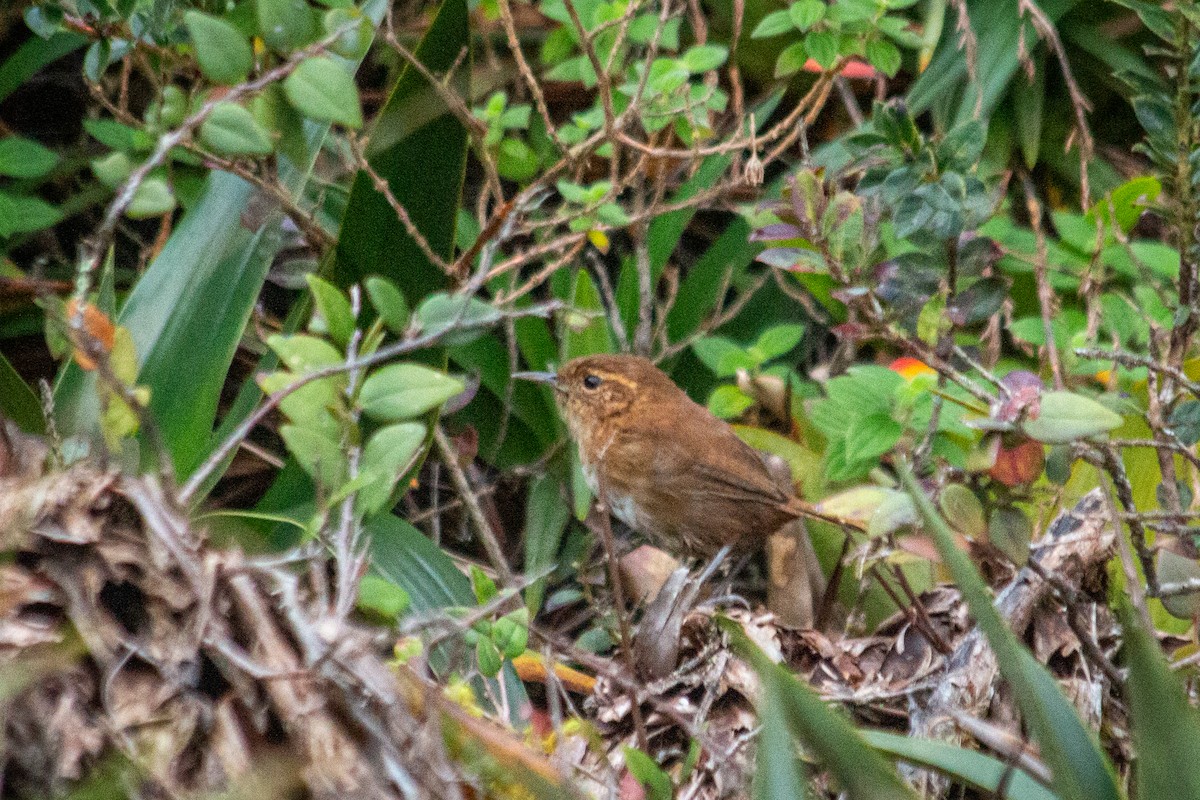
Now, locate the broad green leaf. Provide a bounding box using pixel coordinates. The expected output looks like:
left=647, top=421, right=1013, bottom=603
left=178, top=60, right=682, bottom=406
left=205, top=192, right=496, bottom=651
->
left=564, top=270, right=612, bottom=359
left=284, top=57, right=363, bottom=128
left=708, top=385, right=754, bottom=419
left=359, top=363, right=464, bottom=420
left=366, top=276, right=410, bottom=332
left=804, top=31, right=838, bottom=69
left=357, top=574, right=410, bottom=619
left=0, top=353, right=44, bottom=434
left=0, top=190, right=61, bottom=236
left=323, top=7, right=374, bottom=59
left=335, top=0, right=469, bottom=298
left=267, top=333, right=343, bottom=371
left=862, top=731, right=1059, bottom=800
left=200, top=102, right=275, bottom=156
left=681, top=44, right=727, bottom=73
left=357, top=422, right=427, bottom=515
left=281, top=423, right=345, bottom=487
left=416, top=292, right=501, bottom=345
left=256, top=0, right=317, bottom=52
left=0, top=136, right=58, bottom=178
left=899, top=465, right=1119, bottom=800
left=752, top=676, right=809, bottom=800
left=184, top=11, right=253, bottom=85
left=692, top=336, right=748, bottom=377
left=0, top=31, right=86, bottom=107
left=126, top=177, right=176, bottom=219
left=1021, top=391, right=1123, bottom=443
left=306, top=274, right=355, bottom=347
left=790, top=0, right=826, bottom=29
left=1120, top=600, right=1200, bottom=800
left=55, top=174, right=272, bottom=476
left=624, top=748, right=673, bottom=800
left=752, top=10, right=794, bottom=38
left=866, top=38, right=901, bottom=77
left=523, top=474, right=570, bottom=613
left=988, top=505, right=1032, bottom=565
left=755, top=324, right=806, bottom=360
left=938, top=484, right=985, bottom=538
left=775, top=41, right=808, bottom=77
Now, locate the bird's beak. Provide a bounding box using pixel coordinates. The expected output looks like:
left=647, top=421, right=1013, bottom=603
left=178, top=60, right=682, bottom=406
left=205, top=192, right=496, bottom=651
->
left=513, top=370, right=559, bottom=387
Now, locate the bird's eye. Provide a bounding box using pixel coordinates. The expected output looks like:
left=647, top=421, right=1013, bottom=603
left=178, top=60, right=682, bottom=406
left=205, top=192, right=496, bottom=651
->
left=583, top=374, right=602, bottom=390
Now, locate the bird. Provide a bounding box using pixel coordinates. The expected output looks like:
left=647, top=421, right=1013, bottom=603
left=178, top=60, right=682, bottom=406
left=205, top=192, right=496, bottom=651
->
left=515, top=353, right=852, bottom=561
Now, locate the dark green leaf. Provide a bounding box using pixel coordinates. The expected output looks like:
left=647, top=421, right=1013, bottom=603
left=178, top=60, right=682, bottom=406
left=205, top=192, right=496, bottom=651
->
left=335, top=0, right=468, bottom=298
left=184, top=11, right=253, bottom=85
left=200, top=102, right=275, bottom=156
left=365, top=276, right=410, bottom=332
left=804, top=31, right=838, bottom=69
left=256, top=0, right=317, bottom=52
left=0, top=190, right=61, bottom=236
left=524, top=474, right=570, bottom=613
left=0, top=353, right=45, bottom=434
left=866, top=38, right=901, bottom=77
left=305, top=274, right=355, bottom=347
left=624, top=748, right=673, bottom=800
left=682, top=44, right=727, bottom=73
left=0, top=136, right=58, bottom=178
left=1120, top=599, right=1200, bottom=799
left=284, top=56, right=363, bottom=128
left=127, top=177, right=177, bottom=219
left=1021, top=391, right=1123, bottom=444
left=1170, top=400, right=1200, bottom=446
left=359, top=363, right=464, bottom=420
left=357, top=422, right=426, bottom=515
left=752, top=9, right=795, bottom=38
left=790, top=0, right=825, bottom=29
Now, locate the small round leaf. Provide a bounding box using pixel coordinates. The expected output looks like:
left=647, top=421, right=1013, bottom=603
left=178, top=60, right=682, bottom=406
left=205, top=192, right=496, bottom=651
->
left=184, top=11, right=253, bottom=85
left=284, top=56, right=363, bottom=128
left=200, top=102, right=274, bottom=156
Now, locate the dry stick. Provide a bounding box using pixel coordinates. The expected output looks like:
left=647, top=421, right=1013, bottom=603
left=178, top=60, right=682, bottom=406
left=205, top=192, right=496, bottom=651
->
left=1019, top=173, right=1065, bottom=390
left=590, top=498, right=651, bottom=751
left=1076, top=346, right=1200, bottom=400
left=494, top=0, right=564, bottom=152
left=433, top=425, right=515, bottom=586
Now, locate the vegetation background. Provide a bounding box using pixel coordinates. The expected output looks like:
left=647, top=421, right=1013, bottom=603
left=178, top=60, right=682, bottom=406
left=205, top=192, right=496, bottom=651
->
left=2, top=0, right=1200, bottom=797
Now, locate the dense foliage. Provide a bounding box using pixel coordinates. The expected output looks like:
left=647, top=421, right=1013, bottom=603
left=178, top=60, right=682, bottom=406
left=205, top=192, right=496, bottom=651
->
left=4, top=0, right=1200, bottom=796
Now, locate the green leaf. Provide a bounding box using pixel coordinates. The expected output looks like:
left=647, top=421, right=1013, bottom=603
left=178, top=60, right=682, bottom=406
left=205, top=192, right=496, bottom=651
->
left=1021, top=391, right=1124, bottom=444
left=623, top=748, right=673, bottom=800
left=862, top=731, right=1059, bottom=800
left=898, top=465, right=1119, bottom=800
left=267, top=332, right=343, bottom=371
left=476, top=637, right=503, bottom=677
left=284, top=56, right=363, bottom=128
left=323, top=7, right=374, bottom=59
left=0, top=190, right=61, bottom=236
left=866, top=38, right=902, bottom=77
left=755, top=324, right=805, bottom=360
left=0, top=353, right=45, bottom=434
left=989, top=505, right=1032, bottom=565
left=938, top=483, right=985, bottom=538
left=416, top=292, right=502, bottom=345
left=752, top=676, right=809, bottom=800
left=492, top=611, right=528, bottom=658
left=775, top=41, right=808, bottom=77
left=55, top=174, right=273, bottom=478
left=693, top=336, right=752, bottom=377
left=708, top=385, right=754, bottom=419
left=804, top=31, right=838, bottom=69
left=256, top=0, right=317, bottom=52
left=358, top=422, right=427, bottom=515
left=200, top=102, right=275, bottom=156
left=335, top=0, right=468, bottom=298
left=751, top=9, right=794, bottom=38
left=681, top=44, right=727, bottom=73
left=184, top=11, right=253, bottom=85
left=1156, top=549, right=1200, bottom=619
left=0, top=136, right=58, bottom=178
left=524, top=474, right=570, bottom=613
left=126, top=177, right=176, bottom=219
left=496, top=137, right=539, bottom=182
left=305, top=274, right=355, bottom=347
left=564, top=270, right=613, bottom=359
left=0, top=32, right=87, bottom=108
left=1120, top=599, right=1200, bottom=799
left=281, top=423, right=346, bottom=487
left=366, top=276, right=410, bottom=332
left=359, top=363, right=464, bottom=420
left=357, top=574, right=410, bottom=619
left=844, top=412, right=902, bottom=465
left=91, top=151, right=133, bottom=188
left=789, top=0, right=826, bottom=30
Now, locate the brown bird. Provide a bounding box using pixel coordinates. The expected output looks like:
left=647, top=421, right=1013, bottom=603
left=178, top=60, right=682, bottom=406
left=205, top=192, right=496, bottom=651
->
left=516, top=353, right=851, bottom=560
